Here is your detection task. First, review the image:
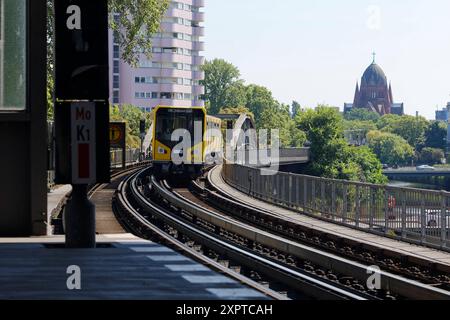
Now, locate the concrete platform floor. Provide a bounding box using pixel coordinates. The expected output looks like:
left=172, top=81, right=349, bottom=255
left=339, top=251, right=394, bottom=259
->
left=0, top=234, right=268, bottom=300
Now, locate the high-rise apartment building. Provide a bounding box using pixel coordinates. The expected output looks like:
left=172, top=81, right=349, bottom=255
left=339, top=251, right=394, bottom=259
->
left=109, top=0, right=205, bottom=112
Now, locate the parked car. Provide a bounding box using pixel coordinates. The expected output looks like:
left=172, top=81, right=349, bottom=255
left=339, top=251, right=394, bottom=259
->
left=416, top=165, right=436, bottom=171
left=425, top=209, right=450, bottom=227
left=382, top=164, right=390, bottom=170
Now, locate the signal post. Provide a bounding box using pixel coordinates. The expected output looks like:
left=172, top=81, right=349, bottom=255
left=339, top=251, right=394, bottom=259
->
left=54, top=0, right=110, bottom=248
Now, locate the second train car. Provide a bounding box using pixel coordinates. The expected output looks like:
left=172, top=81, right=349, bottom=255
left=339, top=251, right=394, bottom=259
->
left=152, top=106, right=222, bottom=178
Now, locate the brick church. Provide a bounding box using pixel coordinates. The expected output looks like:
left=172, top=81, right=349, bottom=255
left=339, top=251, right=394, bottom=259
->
left=344, top=56, right=404, bottom=116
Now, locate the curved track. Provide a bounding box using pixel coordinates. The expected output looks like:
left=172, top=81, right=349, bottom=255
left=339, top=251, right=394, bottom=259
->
left=113, top=166, right=450, bottom=300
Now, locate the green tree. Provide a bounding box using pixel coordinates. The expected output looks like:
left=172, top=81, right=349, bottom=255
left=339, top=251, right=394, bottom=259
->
left=109, top=0, right=170, bottom=66
left=201, top=59, right=241, bottom=114
left=47, top=77, right=54, bottom=120
left=343, top=120, right=377, bottom=137
left=378, top=115, right=429, bottom=148
left=376, top=114, right=402, bottom=130
left=110, top=104, right=149, bottom=148
left=367, top=130, right=415, bottom=166
left=245, top=84, right=276, bottom=123
left=219, top=106, right=254, bottom=120
left=296, top=106, right=385, bottom=183
left=345, top=109, right=380, bottom=122
left=291, top=101, right=302, bottom=119
left=287, top=120, right=307, bottom=148
left=424, top=121, right=447, bottom=150
left=259, top=104, right=295, bottom=147
left=296, top=106, right=344, bottom=148
left=419, top=148, right=445, bottom=165
left=222, top=82, right=247, bottom=109
left=343, top=146, right=387, bottom=183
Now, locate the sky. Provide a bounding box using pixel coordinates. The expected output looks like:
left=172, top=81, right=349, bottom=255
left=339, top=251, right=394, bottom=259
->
left=203, top=0, right=450, bottom=120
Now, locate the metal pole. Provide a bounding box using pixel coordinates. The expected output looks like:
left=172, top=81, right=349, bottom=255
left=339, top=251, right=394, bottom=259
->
left=65, top=185, right=96, bottom=248
left=140, top=137, right=144, bottom=162
left=122, top=147, right=126, bottom=170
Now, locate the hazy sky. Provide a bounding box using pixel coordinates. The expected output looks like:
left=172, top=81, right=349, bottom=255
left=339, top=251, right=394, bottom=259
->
left=204, top=0, right=450, bottom=119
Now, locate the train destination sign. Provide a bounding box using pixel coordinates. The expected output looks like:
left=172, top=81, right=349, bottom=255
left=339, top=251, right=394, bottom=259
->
left=54, top=0, right=109, bottom=100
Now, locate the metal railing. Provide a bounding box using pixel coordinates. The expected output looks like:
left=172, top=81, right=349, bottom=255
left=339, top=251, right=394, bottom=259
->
left=222, top=163, right=450, bottom=251
left=110, top=148, right=141, bottom=168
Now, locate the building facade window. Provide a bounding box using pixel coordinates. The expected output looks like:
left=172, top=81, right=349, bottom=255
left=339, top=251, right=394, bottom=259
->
left=113, top=75, right=119, bottom=89
left=113, top=60, right=119, bottom=74
left=113, top=90, right=119, bottom=104
left=113, top=45, right=120, bottom=59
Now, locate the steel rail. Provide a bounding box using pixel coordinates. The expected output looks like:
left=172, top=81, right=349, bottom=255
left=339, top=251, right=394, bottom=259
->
left=114, top=169, right=288, bottom=301
left=158, top=177, right=450, bottom=300
left=117, top=168, right=370, bottom=300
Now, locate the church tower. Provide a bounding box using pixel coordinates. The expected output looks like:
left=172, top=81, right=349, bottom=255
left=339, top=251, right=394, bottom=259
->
left=344, top=55, right=404, bottom=116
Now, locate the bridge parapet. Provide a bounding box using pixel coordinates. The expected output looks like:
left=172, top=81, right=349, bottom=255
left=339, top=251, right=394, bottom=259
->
left=228, top=148, right=310, bottom=167
left=222, top=163, right=450, bottom=252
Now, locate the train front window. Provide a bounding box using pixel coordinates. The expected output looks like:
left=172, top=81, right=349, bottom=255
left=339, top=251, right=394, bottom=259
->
left=155, top=108, right=204, bottom=148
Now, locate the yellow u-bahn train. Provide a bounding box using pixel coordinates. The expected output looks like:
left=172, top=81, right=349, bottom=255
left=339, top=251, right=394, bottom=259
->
left=152, top=106, right=222, bottom=178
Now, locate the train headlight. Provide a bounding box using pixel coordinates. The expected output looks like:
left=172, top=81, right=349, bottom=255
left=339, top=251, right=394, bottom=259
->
left=158, top=147, right=166, bottom=154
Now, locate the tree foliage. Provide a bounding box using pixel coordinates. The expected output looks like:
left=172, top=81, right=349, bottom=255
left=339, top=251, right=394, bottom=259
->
left=367, top=130, right=414, bottom=166
left=201, top=59, right=241, bottom=114
left=259, top=103, right=306, bottom=148
left=377, top=114, right=429, bottom=148
left=343, top=120, right=377, bottom=137
left=291, top=101, right=302, bottom=119
left=110, top=104, right=150, bottom=148
left=345, top=108, right=380, bottom=122
left=109, top=0, right=170, bottom=66
left=419, top=148, right=445, bottom=165
left=222, top=82, right=248, bottom=110
left=424, top=121, right=447, bottom=150
left=297, top=107, right=386, bottom=183
left=245, top=84, right=276, bottom=123
left=219, top=106, right=254, bottom=121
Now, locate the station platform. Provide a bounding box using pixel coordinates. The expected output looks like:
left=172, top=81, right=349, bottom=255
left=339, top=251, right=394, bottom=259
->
left=0, top=234, right=268, bottom=300
left=47, top=183, right=125, bottom=235
left=209, top=166, right=450, bottom=269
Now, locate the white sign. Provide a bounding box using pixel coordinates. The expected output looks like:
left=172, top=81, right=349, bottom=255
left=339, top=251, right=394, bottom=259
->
left=71, top=102, right=96, bottom=184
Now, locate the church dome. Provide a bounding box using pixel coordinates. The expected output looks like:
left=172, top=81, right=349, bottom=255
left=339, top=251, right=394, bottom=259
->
left=361, top=63, right=387, bottom=86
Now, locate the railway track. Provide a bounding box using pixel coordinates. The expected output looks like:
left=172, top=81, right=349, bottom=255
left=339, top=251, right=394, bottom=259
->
left=52, top=161, right=152, bottom=234
left=114, top=166, right=450, bottom=300
left=202, top=169, right=450, bottom=291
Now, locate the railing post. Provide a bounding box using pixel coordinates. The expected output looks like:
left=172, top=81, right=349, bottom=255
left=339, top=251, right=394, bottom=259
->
left=355, top=186, right=361, bottom=228
left=331, top=181, right=336, bottom=220
left=321, top=180, right=326, bottom=216
left=421, top=196, right=426, bottom=245
left=384, top=189, right=389, bottom=235
left=312, top=179, right=316, bottom=211
left=288, top=174, right=293, bottom=206
left=402, top=190, right=407, bottom=240
left=342, top=183, right=347, bottom=224
left=303, top=177, right=308, bottom=212
left=369, top=187, right=375, bottom=230
left=441, top=191, right=447, bottom=248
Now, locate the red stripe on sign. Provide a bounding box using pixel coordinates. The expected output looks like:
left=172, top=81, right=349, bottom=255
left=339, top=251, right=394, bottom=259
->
left=78, top=144, right=90, bottom=179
